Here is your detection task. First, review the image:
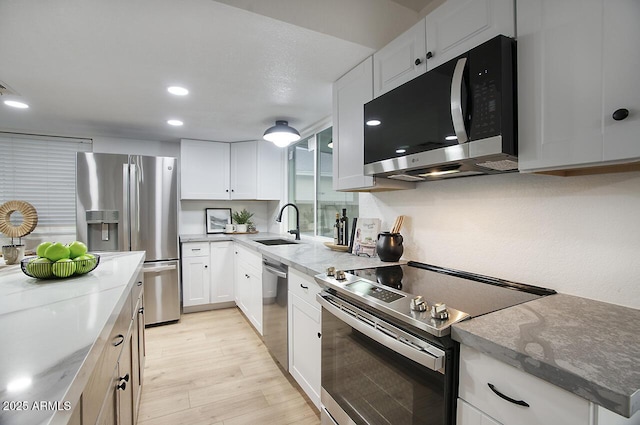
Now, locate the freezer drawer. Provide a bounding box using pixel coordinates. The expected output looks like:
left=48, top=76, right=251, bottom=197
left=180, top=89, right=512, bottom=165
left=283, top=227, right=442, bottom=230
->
left=143, top=260, right=180, bottom=325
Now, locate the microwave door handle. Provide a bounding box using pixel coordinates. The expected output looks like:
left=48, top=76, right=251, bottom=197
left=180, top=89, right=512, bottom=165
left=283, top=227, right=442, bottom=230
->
left=451, top=57, right=469, bottom=144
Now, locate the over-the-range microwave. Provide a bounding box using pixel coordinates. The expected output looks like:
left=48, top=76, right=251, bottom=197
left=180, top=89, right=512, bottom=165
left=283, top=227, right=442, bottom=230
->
left=364, top=35, right=517, bottom=181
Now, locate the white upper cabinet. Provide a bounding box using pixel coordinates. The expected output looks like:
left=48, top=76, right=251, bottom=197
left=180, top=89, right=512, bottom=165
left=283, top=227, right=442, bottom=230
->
left=180, top=139, right=230, bottom=200
left=181, top=139, right=283, bottom=200
left=373, top=19, right=427, bottom=97
left=333, top=58, right=415, bottom=192
left=256, top=140, right=284, bottom=200
left=425, top=0, right=515, bottom=70
left=517, top=0, right=640, bottom=172
left=230, top=141, right=257, bottom=199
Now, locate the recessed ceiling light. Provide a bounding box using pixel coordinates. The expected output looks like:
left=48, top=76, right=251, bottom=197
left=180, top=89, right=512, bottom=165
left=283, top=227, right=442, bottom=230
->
left=445, top=135, right=457, bottom=141
left=167, top=86, right=189, bottom=96
left=366, top=119, right=381, bottom=126
left=167, top=119, right=183, bottom=126
left=4, top=100, right=29, bottom=109
left=396, top=149, right=406, bottom=154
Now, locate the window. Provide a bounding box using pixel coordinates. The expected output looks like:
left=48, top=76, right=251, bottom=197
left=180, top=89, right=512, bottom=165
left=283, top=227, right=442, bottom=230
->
left=288, top=126, right=358, bottom=238
left=0, top=133, right=92, bottom=246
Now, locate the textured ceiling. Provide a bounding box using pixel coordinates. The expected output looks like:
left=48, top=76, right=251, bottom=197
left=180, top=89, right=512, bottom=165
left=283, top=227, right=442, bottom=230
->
left=0, top=0, right=422, bottom=143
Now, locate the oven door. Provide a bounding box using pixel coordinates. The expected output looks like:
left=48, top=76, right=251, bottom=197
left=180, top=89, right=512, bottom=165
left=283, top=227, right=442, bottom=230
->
left=318, top=292, right=455, bottom=425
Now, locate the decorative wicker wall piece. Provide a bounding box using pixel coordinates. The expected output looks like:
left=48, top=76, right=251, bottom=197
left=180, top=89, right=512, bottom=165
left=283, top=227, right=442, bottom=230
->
left=0, top=200, right=38, bottom=238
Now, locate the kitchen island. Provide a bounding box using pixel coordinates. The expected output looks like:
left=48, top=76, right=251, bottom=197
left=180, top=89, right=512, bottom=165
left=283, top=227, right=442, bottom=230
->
left=0, top=251, right=145, bottom=425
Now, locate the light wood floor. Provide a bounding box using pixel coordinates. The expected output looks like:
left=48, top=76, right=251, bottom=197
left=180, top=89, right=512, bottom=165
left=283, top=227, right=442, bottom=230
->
left=138, top=308, right=321, bottom=425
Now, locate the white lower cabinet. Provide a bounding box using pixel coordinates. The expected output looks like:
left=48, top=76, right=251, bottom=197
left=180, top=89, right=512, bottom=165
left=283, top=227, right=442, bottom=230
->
left=457, top=345, right=640, bottom=425
left=233, top=243, right=263, bottom=334
left=288, top=268, right=321, bottom=409
left=209, top=241, right=234, bottom=304
left=181, top=242, right=211, bottom=308
left=181, top=241, right=234, bottom=310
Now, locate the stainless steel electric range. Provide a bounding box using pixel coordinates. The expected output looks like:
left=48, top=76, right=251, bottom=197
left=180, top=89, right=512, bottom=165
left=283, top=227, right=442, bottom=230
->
left=315, top=262, right=556, bottom=425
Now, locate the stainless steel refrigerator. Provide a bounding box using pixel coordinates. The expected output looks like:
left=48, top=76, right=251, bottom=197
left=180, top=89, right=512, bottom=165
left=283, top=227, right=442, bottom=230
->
left=76, top=152, right=180, bottom=325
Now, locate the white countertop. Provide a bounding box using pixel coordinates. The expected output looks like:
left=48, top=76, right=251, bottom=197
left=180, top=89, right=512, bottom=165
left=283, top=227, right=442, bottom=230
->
left=0, top=251, right=145, bottom=425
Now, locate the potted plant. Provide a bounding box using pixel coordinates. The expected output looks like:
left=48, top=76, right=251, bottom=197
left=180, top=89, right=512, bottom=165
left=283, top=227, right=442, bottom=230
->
left=232, top=208, right=254, bottom=233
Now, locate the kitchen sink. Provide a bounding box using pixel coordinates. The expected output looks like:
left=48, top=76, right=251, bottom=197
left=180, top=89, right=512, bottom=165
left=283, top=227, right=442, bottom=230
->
left=254, top=238, right=298, bottom=246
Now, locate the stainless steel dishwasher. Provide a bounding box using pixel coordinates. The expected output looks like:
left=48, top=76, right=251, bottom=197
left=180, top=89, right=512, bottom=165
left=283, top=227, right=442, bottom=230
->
left=262, top=256, right=288, bottom=371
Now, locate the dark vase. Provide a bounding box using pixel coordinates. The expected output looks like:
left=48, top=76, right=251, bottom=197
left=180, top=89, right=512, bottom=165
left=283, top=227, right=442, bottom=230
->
left=376, top=232, right=404, bottom=262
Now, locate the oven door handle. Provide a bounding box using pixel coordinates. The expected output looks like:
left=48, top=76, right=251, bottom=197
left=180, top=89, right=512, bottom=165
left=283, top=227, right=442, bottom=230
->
left=318, top=294, right=445, bottom=372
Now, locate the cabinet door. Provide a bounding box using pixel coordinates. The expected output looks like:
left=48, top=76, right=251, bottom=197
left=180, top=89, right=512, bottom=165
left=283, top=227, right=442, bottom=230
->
left=248, top=270, right=263, bottom=335
left=230, top=141, right=257, bottom=199
left=181, top=256, right=210, bottom=306
left=209, top=241, right=234, bottom=303
left=517, top=0, right=604, bottom=171
left=602, top=0, right=640, bottom=162
left=256, top=141, right=284, bottom=200
left=233, top=248, right=248, bottom=314
left=333, top=57, right=375, bottom=191
left=180, top=139, right=230, bottom=199
left=426, top=0, right=515, bottom=70
left=373, top=19, right=427, bottom=97
left=288, top=292, right=321, bottom=409
left=117, top=334, right=134, bottom=425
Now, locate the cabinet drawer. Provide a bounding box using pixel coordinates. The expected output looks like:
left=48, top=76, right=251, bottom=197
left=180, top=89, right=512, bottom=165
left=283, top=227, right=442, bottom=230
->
left=182, top=242, right=210, bottom=258
left=289, top=268, right=321, bottom=308
left=458, top=345, right=590, bottom=425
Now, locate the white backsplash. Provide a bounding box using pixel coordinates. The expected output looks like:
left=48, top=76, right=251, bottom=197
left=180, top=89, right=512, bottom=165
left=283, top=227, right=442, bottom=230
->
left=360, top=171, right=640, bottom=309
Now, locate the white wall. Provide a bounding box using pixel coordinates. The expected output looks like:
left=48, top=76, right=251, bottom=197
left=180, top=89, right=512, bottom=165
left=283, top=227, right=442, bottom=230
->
left=360, top=171, right=640, bottom=309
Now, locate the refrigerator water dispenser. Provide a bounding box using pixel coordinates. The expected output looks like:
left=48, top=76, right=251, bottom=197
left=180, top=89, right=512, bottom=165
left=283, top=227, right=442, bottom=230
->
left=86, top=210, right=119, bottom=251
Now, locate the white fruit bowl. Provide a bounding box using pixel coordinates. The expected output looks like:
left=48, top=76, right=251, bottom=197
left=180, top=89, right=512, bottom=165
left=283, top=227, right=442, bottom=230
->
left=20, top=254, right=101, bottom=279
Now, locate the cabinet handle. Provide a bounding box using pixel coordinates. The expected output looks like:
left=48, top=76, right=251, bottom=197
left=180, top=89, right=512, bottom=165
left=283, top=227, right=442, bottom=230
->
left=231, top=189, right=234, bottom=192
left=204, top=265, right=208, bottom=268
left=245, top=274, right=250, bottom=278
left=120, top=374, right=130, bottom=383
left=426, top=51, right=433, bottom=59
left=487, top=383, right=530, bottom=407
left=113, top=334, right=125, bottom=347
left=138, top=307, right=144, bottom=315
left=226, top=189, right=229, bottom=192
left=192, top=248, right=201, bottom=251
left=137, top=281, right=143, bottom=286
left=613, top=108, right=629, bottom=121
left=317, top=332, right=322, bottom=338
left=117, top=382, right=127, bottom=391
left=300, top=284, right=309, bottom=289
left=414, top=58, right=422, bottom=66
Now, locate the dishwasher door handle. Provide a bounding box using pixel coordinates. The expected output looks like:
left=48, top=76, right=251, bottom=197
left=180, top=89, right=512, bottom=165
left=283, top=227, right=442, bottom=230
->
left=263, top=264, right=287, bottom=279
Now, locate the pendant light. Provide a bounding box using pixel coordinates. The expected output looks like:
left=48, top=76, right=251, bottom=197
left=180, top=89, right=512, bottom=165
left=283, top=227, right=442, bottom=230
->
left=263, top=120, right=300, bottom=147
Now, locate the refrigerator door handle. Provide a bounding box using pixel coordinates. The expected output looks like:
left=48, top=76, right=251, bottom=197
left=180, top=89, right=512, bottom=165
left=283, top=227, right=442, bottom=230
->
left=144, top=264, right=178, bottom=273
left=122, top=163, right=130, bottom=251
left=129, top=162, right=140, bottom=251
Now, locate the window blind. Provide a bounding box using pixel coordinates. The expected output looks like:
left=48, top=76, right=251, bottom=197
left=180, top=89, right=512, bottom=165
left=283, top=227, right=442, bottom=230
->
left=0, top=133, right=92, bottom=239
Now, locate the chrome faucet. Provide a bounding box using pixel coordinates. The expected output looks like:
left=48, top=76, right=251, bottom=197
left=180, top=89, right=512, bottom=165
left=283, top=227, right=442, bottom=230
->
left=276, top=203, right=300, bottom=240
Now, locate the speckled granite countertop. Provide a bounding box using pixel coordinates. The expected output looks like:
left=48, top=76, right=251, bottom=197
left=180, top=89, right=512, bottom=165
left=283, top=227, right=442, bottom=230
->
left=452, top=293, right=640, bottom=418
left=180, top=233, right=405, bottom=275
left=0, top=252, right=145, bottom=425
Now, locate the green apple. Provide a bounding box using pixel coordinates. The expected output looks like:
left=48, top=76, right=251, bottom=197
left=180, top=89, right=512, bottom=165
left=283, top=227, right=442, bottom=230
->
left=67, top=241, right=87, bottom=259
left=52, top=258, right=76, bottom=278
left=36, top=241, right=53, bottom=258
left=44, top=242, right=70, bottom=262
left=75, top=254, right=97, bottom=274
left=27, top=257, right=53, bottom=278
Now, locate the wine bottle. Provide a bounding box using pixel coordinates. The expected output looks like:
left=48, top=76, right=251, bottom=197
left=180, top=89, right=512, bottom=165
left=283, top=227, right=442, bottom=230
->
left=340, top=208, right=349, bottom=245
left=333, top=213, right=340, bottom=244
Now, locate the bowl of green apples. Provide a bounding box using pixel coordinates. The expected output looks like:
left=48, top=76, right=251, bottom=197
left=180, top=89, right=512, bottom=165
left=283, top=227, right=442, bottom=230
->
left=21, top=241, right=100, bottom=279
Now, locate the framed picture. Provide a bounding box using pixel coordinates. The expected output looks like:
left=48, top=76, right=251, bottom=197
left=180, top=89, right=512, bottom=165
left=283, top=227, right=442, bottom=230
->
left=205, top=208, right=231, bottom=234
